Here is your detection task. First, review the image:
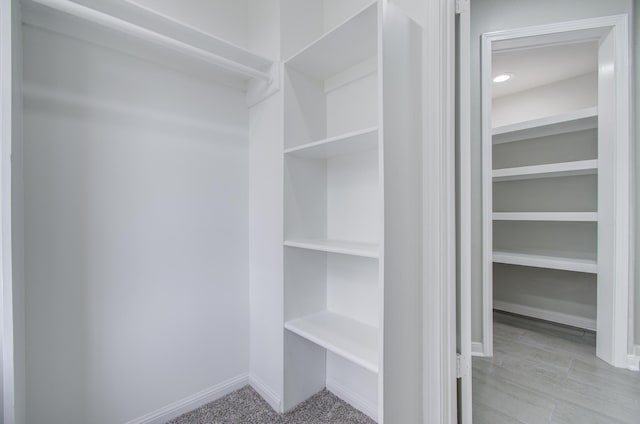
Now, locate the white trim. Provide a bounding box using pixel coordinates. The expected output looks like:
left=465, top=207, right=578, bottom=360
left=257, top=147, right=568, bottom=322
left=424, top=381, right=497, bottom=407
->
left=480, top=14, right=632, bottom=368
left=626, top=346, right=640, bottom=371
left=471, top=343, right=484, bottom=357
left=326, top=379, right=378, bottom=422
left=422, top=0, right=457, bottom=422
left=124, top=373, right=249, bottom=424
left=480, top=24, right=493, bottom=359
left=493, top=301, right=596, bottom=332
left=249, top=374, right=282, bottom=413
left=457, top=1, right=473, bottom=423
left=1, top=1, right=19, bottom=423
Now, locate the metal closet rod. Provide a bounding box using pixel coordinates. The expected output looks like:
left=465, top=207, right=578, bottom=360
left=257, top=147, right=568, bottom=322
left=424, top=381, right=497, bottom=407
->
left=31, top=0, right=273, bottom=83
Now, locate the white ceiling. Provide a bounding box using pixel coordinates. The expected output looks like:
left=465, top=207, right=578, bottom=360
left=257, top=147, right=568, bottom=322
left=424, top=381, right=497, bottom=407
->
left=492, top=41, right=598, bottom=98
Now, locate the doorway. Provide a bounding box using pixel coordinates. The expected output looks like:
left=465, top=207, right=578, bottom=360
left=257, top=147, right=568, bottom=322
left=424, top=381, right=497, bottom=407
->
left=457, top=10, right=635, bottom=424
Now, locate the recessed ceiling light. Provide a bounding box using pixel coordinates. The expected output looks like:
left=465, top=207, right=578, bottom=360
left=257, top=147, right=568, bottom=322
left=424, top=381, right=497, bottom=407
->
left=493, top=73, right=513, bottom=83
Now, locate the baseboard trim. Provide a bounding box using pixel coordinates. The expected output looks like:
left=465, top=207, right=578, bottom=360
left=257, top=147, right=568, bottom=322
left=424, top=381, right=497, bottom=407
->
left=471, top=342, right=485, bottom=357
left=249, top=374, right=282, bottom=413
left=627, top=345, right=640, bottom=371
left=326, top=379, right=378, bottom=422
left=493, top=301, right=596, bottom=331
left=125, top=373, right=249, bottom=424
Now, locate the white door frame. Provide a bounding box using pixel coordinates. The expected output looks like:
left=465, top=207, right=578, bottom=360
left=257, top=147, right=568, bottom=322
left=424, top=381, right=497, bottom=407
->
left=456, top=0, right=472, bottom=421
left=422, top=0, right=457, bottom=423
left=1, top=0, right=17, bottom=422
left=479, top=15, right=632, bottom=367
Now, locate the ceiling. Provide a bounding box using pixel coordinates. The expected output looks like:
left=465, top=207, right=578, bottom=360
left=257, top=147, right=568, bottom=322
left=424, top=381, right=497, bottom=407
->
left=492, top=41, right=598, bottom=98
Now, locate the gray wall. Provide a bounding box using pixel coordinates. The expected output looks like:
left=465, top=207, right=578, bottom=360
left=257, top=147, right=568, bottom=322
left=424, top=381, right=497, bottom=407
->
left=469, top=0, right=635, bottom=344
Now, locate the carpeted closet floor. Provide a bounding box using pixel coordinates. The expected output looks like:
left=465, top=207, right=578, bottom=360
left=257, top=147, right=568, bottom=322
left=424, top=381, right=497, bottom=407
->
left=169, top=386, right=376, bottom=424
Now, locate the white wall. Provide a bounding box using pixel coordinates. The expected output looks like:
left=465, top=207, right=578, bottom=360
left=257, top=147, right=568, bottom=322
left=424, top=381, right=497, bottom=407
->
left=247, top=0, right=284, bottom=412
left=492, top=72, right=597, bottom=128
left=469, top=0, right=634, bottom=345
left=22, top=20, right=250, bottom=424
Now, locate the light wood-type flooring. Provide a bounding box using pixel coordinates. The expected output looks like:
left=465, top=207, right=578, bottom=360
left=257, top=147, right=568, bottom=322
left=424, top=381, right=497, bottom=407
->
left=473, top=311, right=640, bottom=423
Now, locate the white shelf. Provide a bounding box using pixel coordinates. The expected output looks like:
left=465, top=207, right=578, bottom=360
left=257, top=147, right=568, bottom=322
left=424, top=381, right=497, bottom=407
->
left=284, top=127, right=378, bottom=159
left=493, top=160, right=598, bottom=182
left=493, top=250, right=597, bottom=274
left=284, top=2, right=377, bottom=80
left=26, top=0, right=273, bottom=83
left=493, top=212, right=597, bottom=222
left=285, top=311, right=378, bottom=373
left=284, top=239, right=379, bottom=258
left=492, top=107, right=597, bottom=144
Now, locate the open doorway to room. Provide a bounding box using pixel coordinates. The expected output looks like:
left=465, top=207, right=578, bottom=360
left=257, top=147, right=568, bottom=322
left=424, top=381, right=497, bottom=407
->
left=456, top=6, right=637, bottom=424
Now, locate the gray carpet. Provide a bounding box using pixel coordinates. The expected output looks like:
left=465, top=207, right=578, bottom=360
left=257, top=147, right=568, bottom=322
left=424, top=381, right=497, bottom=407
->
left=169, top=386, right=376, bottom=423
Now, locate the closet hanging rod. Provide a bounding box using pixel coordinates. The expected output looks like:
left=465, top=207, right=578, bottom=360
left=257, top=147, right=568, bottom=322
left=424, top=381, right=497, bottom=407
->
left=30, top=0, right=273, bottom=83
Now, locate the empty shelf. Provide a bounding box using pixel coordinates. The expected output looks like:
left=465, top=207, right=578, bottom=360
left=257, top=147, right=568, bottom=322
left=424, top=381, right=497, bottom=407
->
left=285, top=127, right=378, bottom=159
left=284, top=239, right=379, bottom=258
left=285, top=311, right=378, bottom=373
left=493, top=107, right=597, bottom=144
left=493, top=212, right=597, bottom=222
left=27, top=0, right=273, bottom=83
left=285, top=2, right=377, bottom=80
left=493, top=250, right=597, bottom=273
left=493, top=160, right=598, bottom=182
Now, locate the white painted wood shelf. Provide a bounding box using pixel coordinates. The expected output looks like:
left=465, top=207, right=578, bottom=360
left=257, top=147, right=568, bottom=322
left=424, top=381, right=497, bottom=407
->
left=493, top=212, right=597, bottom=222
left=492, top=107, right=597, bottom=144
left=26, top=0, right=273, bottom=83
left=285, top=311, right=378, bottom=373
left=284, top=2, right=377, bottom=80
left=284, top=239, right=379, bottom=258
left=493, top=160, right=598, bottom=182
left=493, top=250, right=597, bottom=274
left=284, top=127, right=378, bottom=159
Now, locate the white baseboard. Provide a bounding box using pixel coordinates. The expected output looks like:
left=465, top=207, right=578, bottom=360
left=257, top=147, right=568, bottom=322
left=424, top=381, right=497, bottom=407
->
left=326, top=379, right=378, bottom=422
left=471, top=342, right=485, bottom=357
left=627, top=345, right=640, bottom=371
left=249, top=374, right=282, bottom=413
left=493, top=301, right=596, bottom=331
left=125, top=373, right=249, bottom=424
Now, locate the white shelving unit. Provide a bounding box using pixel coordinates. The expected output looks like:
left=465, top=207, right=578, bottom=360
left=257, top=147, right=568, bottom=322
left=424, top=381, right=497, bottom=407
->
left=487, top=105, right=600, bottom=329
left=492, top=106, right=597, bottom=144
left=493, top=250, right=597, bottom=274
left=284, top=239, right=379, bottom=258
left=284, top=2, right=377, bottom=81
left=493, top=212, right=598, bottom=222
left=24, top=0, right=274, bottom=87
left=284, top=127, right=378, bottom=159
left=282, top=1, right=424, bottom=421
left=493, top=160, right=598, bottom=182
left=285, top=312, right=378, bottom=373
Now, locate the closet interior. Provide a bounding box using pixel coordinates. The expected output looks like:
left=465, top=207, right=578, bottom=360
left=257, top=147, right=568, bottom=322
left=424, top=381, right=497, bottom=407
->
left=487, top=41, right=600, bottom=332
left=6, top=0, right=426, bottom=423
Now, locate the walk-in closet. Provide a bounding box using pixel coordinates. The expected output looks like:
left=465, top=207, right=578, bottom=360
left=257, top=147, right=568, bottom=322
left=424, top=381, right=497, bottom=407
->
left=1, top=0, right=428, bottom=423
left=488, top=42, right=599, bottom=334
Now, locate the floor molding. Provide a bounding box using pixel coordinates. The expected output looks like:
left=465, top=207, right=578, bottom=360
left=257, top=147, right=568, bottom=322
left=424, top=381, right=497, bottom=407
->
left=493, top=301, right=596, bottom=331
left=326, top=379, right=377, bottom=422
left=249, top=374, right=282, bottom=413
left=124, top=373, right=249, bottom=424
left=627, top=345, right=640, bottom=371
left=471, top=342, right=485, bottom=356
